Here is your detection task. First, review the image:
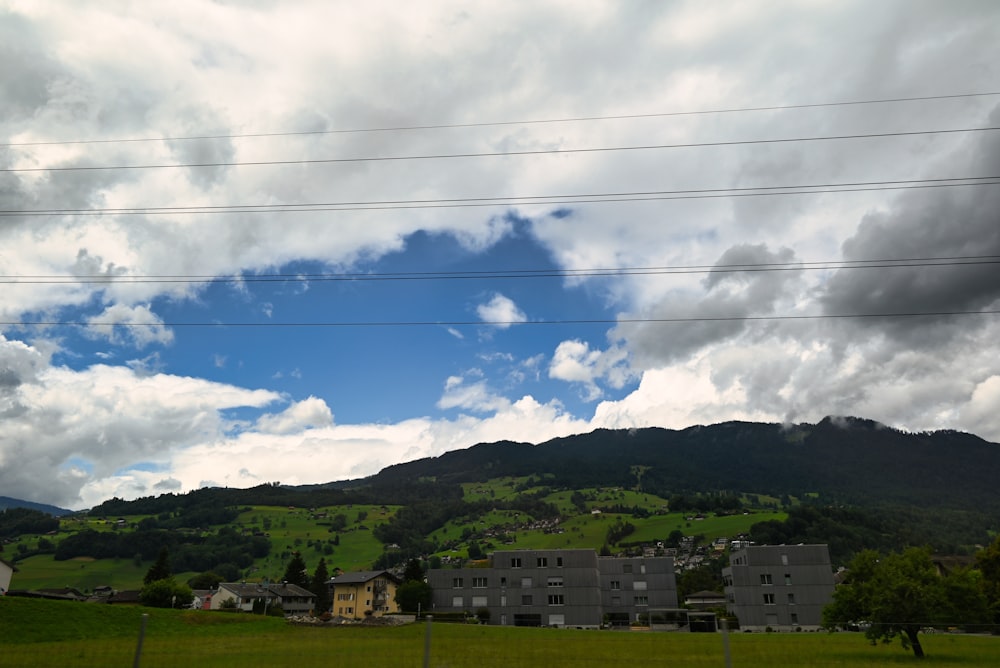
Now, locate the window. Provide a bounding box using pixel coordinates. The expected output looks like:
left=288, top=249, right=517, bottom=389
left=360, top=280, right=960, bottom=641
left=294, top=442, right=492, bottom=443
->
left=511, top=557, right=522, bottom=568
left=760, top=573, right=773, bottom=585
left=623, top=564, right=633, bottom=574
left=633, top=581, right=647, bottom=591
left=452, top=577, right=464, bottom=588
left=472, top=596, right=488, bottom=607
left=500, top=577, right=507, bottom=587
left=787, top=593, right=796, bottom=605
left=784, top=573, right=792, bottom=586
left=521, top=577, right=533, bottom=588
left=452, top=596, right=463, bottom=607
left=500, top=595, right=507, bottom=607
left=537, top=557, right=548, bottom=567
left=781, top=554, right=789, bottom=566
left=472, top=577, right=488, bottom=588
left=763, top=593, right=775, bottom=605
left=521, top=594, right=533, bottom=605
left=640, top=564, right=646, bottom=574
left=547, top=577, right=563, bottom=587
left=790, top=613, right=799, bottom=625
left=556, top=556, right=563, bottom=567
left=610, top=580, right=621, bottom=590
left=547, top=594, right=564, bottom=606
left=611, top=596, right=621, bottom=606
left=548, top=614, right=565, bottom=627
left=634, top=595, right=648, bottom=606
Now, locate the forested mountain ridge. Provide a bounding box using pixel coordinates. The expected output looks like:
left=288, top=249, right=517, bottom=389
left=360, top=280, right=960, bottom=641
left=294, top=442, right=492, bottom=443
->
left=367, top=416, right=998, bottom=512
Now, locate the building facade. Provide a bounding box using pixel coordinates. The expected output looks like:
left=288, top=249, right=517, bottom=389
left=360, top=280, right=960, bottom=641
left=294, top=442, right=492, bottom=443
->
left=211, top=582, right=316, bottom=614
left=722, top=544, right=835, bottom=631
left=0, top=558, right=15, bottom=596
left=328, top=570, right=400, bottom=619
left=428, top=549, right=677, bottom=628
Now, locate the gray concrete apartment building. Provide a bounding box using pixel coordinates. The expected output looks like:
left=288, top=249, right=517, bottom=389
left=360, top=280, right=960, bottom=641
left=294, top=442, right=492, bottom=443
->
left=428, top=548, right=677, bottom=628
left=722, top=544, right=835, bottom=631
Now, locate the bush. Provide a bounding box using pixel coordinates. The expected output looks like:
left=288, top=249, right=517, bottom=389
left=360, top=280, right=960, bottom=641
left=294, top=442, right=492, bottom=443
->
left=140, top=579, right=194, bottom=608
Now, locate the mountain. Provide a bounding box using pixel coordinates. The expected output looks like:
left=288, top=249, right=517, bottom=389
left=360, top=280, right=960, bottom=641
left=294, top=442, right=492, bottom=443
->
left=366, top=416, right=1000, bottom=512
left=0, top=496, right=73, bottom=517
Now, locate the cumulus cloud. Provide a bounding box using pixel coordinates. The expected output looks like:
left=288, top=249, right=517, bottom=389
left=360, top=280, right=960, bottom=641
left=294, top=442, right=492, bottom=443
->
left=549, top=339, right=631, bottom=401
left=84, top=304, right=174, bottom=348
left=437, top=373, right=511, bottom=413
left=476, top=293, right=527, bottom=328
left=256, top=396, right=334, bottom=435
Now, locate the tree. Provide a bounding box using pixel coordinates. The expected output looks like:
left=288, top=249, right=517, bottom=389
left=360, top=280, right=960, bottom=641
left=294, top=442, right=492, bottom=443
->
left=976, top=535, right=1000, bottom=625
left=140, top=578, right=194, bottom=608
left=187, top=571, right=224, bottom=590
left=310, top=557, right=331, bottom=615
left=395, top=580, right=433, bottom=613
left=144, top=547, right=172, bottom=585
left=282, top=552, right=309, bottom=588
left=823, top=547, right=989, bottom=658
left=402, top=558, right=425, bottom=583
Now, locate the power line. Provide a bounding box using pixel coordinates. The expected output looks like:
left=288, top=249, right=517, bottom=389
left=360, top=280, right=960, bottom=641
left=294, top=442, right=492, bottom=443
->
left=6, top=309, right=999, bottom=329
left=3, top=91, right=997, bottom=148
left=3, top=126, right=997, bottom=174
left=2, top=255, right=998, bottom=286
left=1, top=176, right=997, bottom=217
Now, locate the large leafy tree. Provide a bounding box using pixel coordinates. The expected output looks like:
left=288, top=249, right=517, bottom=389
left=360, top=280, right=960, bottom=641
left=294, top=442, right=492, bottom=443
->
left=140, top=578, right=194, bottom=608
left=395, top=580, right=432, bottom=614
left=823, top=547, right=988, bottom=658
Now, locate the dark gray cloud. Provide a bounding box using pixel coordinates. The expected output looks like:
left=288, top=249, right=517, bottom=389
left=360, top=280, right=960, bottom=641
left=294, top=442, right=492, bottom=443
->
left=820, top=104, right=1000, bottom=345
left=616, top=244, right=801, bottom=367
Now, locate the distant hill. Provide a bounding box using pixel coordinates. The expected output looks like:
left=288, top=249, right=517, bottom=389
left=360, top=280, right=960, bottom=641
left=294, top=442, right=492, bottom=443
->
left=85, top=416, right=1000, bottom=518
left=0, top=496, right=72, bottom=517
left=366, top=416, right=1000, bottom=513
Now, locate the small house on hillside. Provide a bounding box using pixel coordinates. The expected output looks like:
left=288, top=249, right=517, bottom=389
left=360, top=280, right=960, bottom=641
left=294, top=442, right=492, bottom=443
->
left=212, top=582, right=316, bottom=615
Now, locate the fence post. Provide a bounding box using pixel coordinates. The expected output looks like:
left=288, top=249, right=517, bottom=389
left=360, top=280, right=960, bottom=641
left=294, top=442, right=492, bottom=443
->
left=423, top=614, right=433, bottom=668
left=133, top=613, right=149, bottom=668
left=720, top=617, right=732, bottom=668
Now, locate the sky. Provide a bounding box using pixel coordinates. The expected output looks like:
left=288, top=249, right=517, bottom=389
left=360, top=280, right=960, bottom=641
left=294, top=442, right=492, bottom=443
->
left=1, top=1, right=999, bottom=510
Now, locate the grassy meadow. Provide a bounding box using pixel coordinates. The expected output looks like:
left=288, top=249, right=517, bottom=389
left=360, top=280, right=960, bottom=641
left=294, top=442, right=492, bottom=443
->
left=2, top=598, right=998, bottom=668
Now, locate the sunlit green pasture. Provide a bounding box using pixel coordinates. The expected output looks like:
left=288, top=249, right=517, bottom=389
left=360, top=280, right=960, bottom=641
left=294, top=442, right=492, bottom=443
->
left=9, top=554, right=152, bottom=592
left=2, top=598, right=998, bottom=668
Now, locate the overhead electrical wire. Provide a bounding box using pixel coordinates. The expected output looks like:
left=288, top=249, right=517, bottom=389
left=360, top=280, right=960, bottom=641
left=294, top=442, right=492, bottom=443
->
left=5, top=309, right=1000, bottom=329
left=1, top=176, right=997, bottom=217
left=3, top=126, right=998, bottom=174
left=3, top=254, right=997, bottom=286
left=3, top=91, right=998, bottom=147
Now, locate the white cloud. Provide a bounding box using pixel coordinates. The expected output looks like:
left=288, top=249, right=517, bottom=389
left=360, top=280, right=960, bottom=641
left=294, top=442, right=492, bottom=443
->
left=437, top=373, right=510, bottom=413
left=476, top=293, right=527, bottom=329
left=84, top=304, right=174, bottom=348
left=256, top=396, right=333, bottom=435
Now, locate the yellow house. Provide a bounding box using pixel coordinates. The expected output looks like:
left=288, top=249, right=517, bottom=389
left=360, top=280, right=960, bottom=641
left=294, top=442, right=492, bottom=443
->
left=330, top=570, right=399, bottom=619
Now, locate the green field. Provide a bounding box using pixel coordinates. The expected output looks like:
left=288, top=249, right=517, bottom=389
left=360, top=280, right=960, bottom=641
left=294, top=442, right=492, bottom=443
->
left=2, top=598, right=998, bottom=667
left=9, top=491, right=783, bottom=592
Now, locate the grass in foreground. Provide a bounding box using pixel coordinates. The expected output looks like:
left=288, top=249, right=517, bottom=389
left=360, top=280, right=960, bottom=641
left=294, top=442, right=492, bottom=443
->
left=2, top=598, right=999, bottom=667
